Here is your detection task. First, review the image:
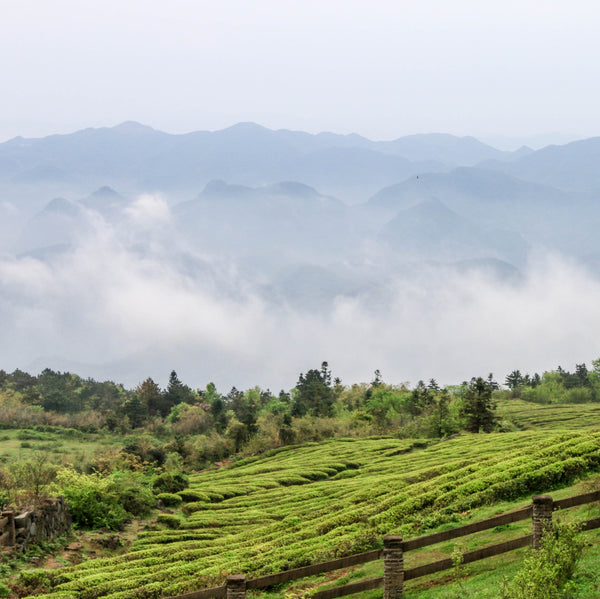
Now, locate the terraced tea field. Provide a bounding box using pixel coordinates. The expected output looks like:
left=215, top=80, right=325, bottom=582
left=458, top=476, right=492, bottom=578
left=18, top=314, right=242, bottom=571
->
left=31, top=418, right=600, bottom=599
left=499, top=399, right=600, bottom=430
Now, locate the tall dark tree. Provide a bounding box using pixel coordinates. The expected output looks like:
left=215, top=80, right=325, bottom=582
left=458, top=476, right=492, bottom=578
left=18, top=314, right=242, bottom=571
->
left=123, top=395, right=145, bottom=428
left=429, top=390, right=452, bottom=438
left=406, top=380, right=434, bottom=416
left=135, top=378, right=162, bottom=417
left=461, top=374, right=498, bottom=433
left=292, top=361, right=336, bottom=417
left=574, top=364, right=591, bottom=388
left=505, top=370, right=524, bottom=390
left=226, top=387, right=258, bottom=438
left=163, top=370, right=195, bottom=415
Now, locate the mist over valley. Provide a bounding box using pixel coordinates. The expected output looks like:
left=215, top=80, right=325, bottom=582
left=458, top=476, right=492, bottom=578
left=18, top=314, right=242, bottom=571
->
left=1, top=122, right=600, bottom=389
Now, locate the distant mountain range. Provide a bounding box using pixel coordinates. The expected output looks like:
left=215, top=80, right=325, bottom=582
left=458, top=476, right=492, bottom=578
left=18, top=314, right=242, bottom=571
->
left=0, top=121, right=531, bottom=204
left=4, top=121, right=600, bottom=300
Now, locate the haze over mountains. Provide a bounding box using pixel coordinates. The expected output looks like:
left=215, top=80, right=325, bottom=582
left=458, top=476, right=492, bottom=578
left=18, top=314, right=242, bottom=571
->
left=1, top=122, right=600, bottom=389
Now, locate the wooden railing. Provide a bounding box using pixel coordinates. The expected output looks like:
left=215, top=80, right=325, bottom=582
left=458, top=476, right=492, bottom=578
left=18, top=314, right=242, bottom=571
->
left=132, top=490, right=600, bottom=598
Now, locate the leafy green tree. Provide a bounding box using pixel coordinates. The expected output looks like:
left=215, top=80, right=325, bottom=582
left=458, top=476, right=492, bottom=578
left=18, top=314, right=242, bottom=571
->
left=428, top=390, right=456, bottom=437
left=224, top=386, right=258, bottom=443
left=461, top=374, right=498, bottom=433
left=13, top=452, right=58, bottom=500
left=278, top=412, right=295, bottom=445
left=366, top=388, right=404, bottom=427
left=204, top=383, right=227, bottom=433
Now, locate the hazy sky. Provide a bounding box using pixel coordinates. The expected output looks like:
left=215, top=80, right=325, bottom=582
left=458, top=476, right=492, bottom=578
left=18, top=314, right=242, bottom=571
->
left=2, top=0, right=600, bottom=143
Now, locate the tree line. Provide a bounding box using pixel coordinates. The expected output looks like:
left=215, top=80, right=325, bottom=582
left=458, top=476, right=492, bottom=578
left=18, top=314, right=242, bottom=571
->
left=1, top=360, right=599, bottom=469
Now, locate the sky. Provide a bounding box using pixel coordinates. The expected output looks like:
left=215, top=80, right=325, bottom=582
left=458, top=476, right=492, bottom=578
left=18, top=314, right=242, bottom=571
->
left=2, top=0, right=600, bottom=144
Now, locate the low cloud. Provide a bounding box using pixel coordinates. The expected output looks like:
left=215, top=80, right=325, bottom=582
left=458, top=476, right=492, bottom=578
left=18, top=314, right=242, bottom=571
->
left=1, top=198, right=599, bottom=392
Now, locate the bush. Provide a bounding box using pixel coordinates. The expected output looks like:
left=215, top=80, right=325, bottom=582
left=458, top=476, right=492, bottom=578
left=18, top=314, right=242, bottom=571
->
left=152, top=471, right=188, bottom=494
left=178, top=490, right=210, bottom=503
left=156, top=514, right=181, bottom=529
left=502, top=522, right=584, bottom=599
left=122, top=436, right=167, bottom=467
left=55, top=468, right=155, bottom=530
left=156, top=492, right=182, bottom=507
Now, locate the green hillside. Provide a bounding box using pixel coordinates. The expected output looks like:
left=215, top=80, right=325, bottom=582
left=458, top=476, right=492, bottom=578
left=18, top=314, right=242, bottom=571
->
left=26, top=401, right=600, bottom=599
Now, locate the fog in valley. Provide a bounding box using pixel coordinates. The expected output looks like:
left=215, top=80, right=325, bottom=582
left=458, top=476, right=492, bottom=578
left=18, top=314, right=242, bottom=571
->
left=1, top=124, right=600, bottom=390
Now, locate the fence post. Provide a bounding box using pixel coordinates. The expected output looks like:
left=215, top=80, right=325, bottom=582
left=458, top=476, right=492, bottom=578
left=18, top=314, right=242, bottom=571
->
left=532, top=495, right=553, bottom=550
left=384, top=535, right=404, bottom=599
left=226, top=575, right=246, bottom=599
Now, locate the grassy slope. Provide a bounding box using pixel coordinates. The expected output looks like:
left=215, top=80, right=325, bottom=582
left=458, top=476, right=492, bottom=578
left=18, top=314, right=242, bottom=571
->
left=26, top=400, right=600, bottom=599
left=0, top=427, right=123, bottom=466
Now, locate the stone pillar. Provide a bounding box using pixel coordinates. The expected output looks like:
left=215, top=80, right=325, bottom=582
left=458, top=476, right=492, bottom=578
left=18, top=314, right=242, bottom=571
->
left=1, top=511, right=15, bottom=546
left=384, top=535, right=404, bottom=599
left=226, top=575, right=246, bottom=599
left=532, top=495, right=553, bottom=550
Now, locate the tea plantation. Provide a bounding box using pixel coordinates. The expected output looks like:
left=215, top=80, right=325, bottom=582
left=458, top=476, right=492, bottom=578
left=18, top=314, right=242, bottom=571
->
left=26, top=401, right=600, bottom=599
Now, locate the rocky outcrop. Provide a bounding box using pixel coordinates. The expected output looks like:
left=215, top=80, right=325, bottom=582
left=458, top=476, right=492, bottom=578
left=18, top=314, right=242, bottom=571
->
left=1, top=497, right=71, bottom=552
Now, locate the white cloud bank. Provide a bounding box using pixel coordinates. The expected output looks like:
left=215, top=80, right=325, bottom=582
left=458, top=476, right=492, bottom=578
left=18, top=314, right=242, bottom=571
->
left=1, top=197, right=599, bottom=391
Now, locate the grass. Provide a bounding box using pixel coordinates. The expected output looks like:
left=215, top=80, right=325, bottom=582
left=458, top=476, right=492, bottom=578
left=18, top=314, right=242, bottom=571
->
left=0, top=427, right=123, bottom=467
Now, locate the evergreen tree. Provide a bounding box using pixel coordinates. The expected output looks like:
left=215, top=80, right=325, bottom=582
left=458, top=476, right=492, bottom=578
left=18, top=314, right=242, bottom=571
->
left=461, top=374, right=498, bottom=433
left=505, top=370, right=524, bottom=390
left=292, top=361, right=335, bottom=417
left=135, top=378, right=162, bottom=417
left=162, top=370, right=195, bottom=416
left=123, top=395, right=145, bottom=428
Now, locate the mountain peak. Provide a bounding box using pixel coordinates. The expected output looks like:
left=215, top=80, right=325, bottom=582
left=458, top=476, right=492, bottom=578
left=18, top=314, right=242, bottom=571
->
left=111, top=121, right=156, bottom=134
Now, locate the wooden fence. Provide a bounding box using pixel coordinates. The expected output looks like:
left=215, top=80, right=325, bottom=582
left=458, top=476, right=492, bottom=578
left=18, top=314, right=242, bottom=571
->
left=167, top=490, right=600, bottom=599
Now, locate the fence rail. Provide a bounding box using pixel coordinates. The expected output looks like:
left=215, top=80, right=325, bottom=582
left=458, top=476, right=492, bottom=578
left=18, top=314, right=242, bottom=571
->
left=163, top=490, right=600, bottom=599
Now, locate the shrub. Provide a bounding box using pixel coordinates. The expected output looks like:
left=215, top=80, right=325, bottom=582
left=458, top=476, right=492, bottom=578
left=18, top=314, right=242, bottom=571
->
left=156, top=514, right=181, bottom=529
left=502, top=522, right=584, bottom=599
left=122, top=436, right=167, bottom=467
left=55, top=468, right=155, bottom=530
left=152, top=471, right=188, bottom=494
left=178, top=490, right=210, bottom=503
left=156, top=492, right=182, bottom=507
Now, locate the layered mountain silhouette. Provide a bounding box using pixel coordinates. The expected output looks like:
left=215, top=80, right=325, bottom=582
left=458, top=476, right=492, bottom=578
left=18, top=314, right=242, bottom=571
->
left=0, top=121, right=527, bottom=203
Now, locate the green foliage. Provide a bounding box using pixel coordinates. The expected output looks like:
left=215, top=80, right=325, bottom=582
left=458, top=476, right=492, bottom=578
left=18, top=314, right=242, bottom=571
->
left=156, top=514, right=182, bottom=529
left=292, top=362, right=336, bottom=417
left=502, top=522, right=585, bottom=599
left=461, top=375, right=498, bottom=433
left=156, top=492, right=182, bottom=507
left=365, top=388, right=405, bottom=426
left=19, top=428, right=600, bottom=599
left=178, top=490, right=210, bottom=502
left=122, top=436, right=167, bottom=467
left=55, top=468, right=155, bottom=530
left=11, top=452, right=58, bottom=499
left=152, top=471, right=188, bottom=494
